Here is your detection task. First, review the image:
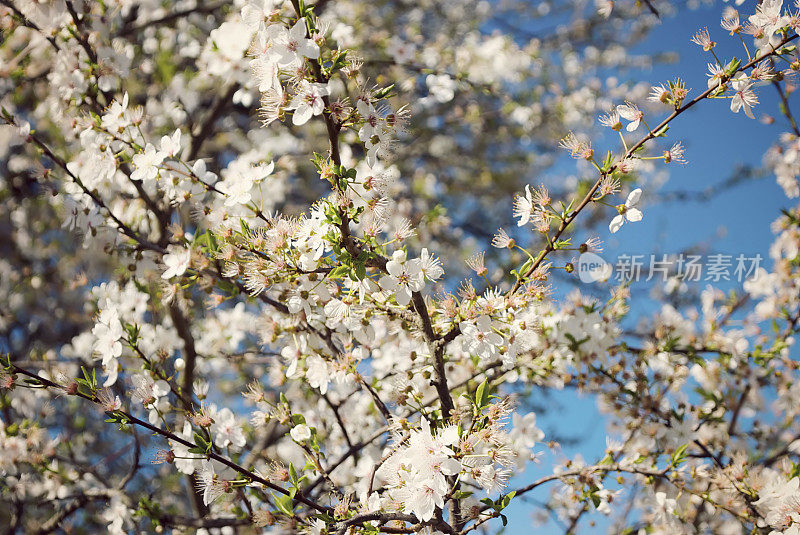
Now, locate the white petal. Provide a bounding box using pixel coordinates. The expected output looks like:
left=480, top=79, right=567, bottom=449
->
left=386, top=260, right=403, bottom=277
left=626, top=208, right=643, bottom=222
left=439, top=426, right=459, bottom=445
left=609, top=214, right=624, bottom=233
left=441, top=458, right=462, bottom=475
left=292, top=105, right=313, bottom=125
left=616, top=105, right=633, bottom=119
left=289, top=20, right=307, bottom=40
left=378, top=275, right=396, bottom=291
left=396, top=288, right=412, bottom=306
left=301, top=42, right=320, bottom=59
left=626, top=188, right=642, bottom=206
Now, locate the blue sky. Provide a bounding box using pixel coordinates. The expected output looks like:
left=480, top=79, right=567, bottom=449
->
left=502, top=2, right=797, bottom=532
left=616, top=13, right=787, bottom=260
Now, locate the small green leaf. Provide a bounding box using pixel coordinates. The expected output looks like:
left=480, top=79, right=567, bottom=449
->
left=671, top=443, right=689, bottom=466
left=328, top=265, right=350, bottom=279
left=273, top=493, right=294, bottom=516
left=475, top=379, right=489, bottom=409
left=373, top=84, right=395, bottom=99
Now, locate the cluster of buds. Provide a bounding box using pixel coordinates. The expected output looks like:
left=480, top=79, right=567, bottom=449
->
left=648, top=79, right=690, bottom=108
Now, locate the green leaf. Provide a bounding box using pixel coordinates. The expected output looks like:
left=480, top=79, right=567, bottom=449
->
left=193, top=432, right=211, bottom=453
left=373, top=84, right=395, bottom=99
left=517, top=257, right=533, bottom=278
left=291, top=414, right=306, bottom=425
left=475, top=379, right=490, bottom=409
left=601, top=150, right=614, bottom=172
left=273, top=493, right=294, bottom=516
left=653, top=125, right=670, bottom=138
left=452, top=490, right=474, bottom=500
left=789, top=462, right=800, bottom=480
left=81, top=366, right=98, bottom=389
left=724, top=57, right=741, bottom=76
left=671, top=443, right=689, bottom=466
left=354, top=262, right=366, bottom=280
left=328, top=265, right=350, bottom=280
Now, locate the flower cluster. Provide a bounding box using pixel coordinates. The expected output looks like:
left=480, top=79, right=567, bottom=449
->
left=1, top=1, right=800, bottom=534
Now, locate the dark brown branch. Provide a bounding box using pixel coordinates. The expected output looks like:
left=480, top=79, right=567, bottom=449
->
left=118, top=1, right=229, bottom=37
left=2, top=118, right=166, bottom=254
left=186, top=83, right=239, bottom=161
left=7, top=364, right=332, bottom=515
left=773, top=79, right=800, bottom=136
left=0, top=0, right=60, bottom=51
left=32, top=492, right=112, bottom=535
left=321, top=392, right=354, bottom=449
